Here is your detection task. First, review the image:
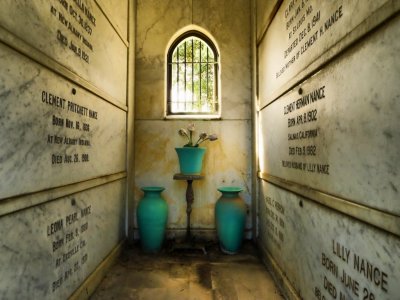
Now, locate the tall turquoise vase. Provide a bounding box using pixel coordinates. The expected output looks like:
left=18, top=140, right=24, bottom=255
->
left=175, top=147, right=206, bottom=174
left=215, top=187, right=246, bottom=254
left=137, top=187, right=168, bottom=253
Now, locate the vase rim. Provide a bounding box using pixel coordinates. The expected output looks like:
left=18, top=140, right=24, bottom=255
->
left=218, top=186, right=243, bottom=193
left=141, top=186, right=165, bottom=192
left=175, top=147, right=206, bottom=150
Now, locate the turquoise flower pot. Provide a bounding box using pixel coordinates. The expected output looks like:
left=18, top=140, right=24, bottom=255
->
left=137, top=187, right=168, bottom=253
left=175, top=147, right=206, bottom=174
left=215, top=187, right=246, bottom=254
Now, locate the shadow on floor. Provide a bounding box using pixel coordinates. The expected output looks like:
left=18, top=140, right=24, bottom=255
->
left=90, top=240, right=284, bottom=300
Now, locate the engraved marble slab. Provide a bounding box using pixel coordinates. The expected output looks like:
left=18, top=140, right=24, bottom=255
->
left=96, top=0, right=128, bottom=40
left=259, top=16, right=400, bottom=215
left=256, top=0, right=279, bottom=41
left=258, top=0, right=389, bottom=106
left=0, top=44, right=126, bottom=199
left=0, top=179, right=125, bottom=300
left=0, top=0, right=127, bottom=104
left=259, top=181, right=400, bottom=300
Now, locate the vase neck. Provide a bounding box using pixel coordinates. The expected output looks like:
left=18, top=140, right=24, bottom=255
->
left=218, top=187, right=242, bottom=197
left=143, top=191, right=162, bottom=197
left=220, top=191, right=240, bottom=198
left=141, top=187, right=164, bottom=197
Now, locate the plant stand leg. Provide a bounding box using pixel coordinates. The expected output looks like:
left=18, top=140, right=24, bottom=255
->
left=171, top=174, right=207, bottom=255
left=185, top=179, right=194, bottom=242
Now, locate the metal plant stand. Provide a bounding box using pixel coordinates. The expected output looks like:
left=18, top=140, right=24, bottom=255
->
left=172, top=173, right=206, bottom=254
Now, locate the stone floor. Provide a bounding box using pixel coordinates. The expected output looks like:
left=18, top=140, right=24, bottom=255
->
left=90, top=241, right=284, bottom=300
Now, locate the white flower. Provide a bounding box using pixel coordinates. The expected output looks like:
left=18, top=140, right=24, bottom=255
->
left=199, top=132, right=207, bottom=140
left=178, top=123, right=218, bottom=147
left=178, top=128, right=188, bottom=137
left=187, top=123, right=195, bottom=132
left=207, top=134, right=218, bottom=141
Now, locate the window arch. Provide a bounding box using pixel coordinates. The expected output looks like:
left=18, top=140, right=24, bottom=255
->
left=166, top=31, right=219, bottom=117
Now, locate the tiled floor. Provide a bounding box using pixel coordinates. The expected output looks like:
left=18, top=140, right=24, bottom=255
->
left=90, top=241, right=284, bottom=300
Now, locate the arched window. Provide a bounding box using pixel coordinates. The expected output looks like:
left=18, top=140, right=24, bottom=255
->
left=167, top=31, right=219, bottom=117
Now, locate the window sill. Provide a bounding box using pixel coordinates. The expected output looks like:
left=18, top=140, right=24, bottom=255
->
left=164, top=114, right=222, bottom=121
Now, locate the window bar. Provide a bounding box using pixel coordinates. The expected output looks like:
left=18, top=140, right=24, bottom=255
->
left=214, top=53, right=217, bottom=112
left=206, top=48, right=209, bottom=110
left=216, top=57, right=218, bottom=112
left=214, top=63, right=217, bottom=111
left=184, top=42, right=187, bottom=112
left=191, top=39, right=194, bottom=111
left=169, top=38, right=218, bottom=115
left=177, top=47, right=180, bottom=111
left=176, top=60, right=179, bottom=113
left=199, top=41, right=202, bottom=112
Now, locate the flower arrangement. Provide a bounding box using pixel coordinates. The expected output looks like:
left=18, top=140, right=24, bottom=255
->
left=178, top=123, right=218, bottom=147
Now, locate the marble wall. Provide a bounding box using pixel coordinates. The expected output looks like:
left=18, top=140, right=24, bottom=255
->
left=134, top=0, right=252, bottom=238
left=0, top=43, right=126, bottom=199
left=259, top=181, right=400, bottom=300
left=0, top=0, right=132, bottom=298
left=0, top=0, right=128, bottom=104
left=0, top=180, right=126, bottom=299
left=256, top=0, right=400, bottom=299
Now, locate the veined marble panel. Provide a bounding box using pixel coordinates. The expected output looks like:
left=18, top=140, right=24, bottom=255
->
left=258, top=0, right=390, bottom=106
left=259, top=16, right=400, bottom=215
left=0, top=179, right=125, bottom=300
left=0, top=0, right=127, bottom=104
left=256, top=0, right=279, bottom=41
left=96, top=0, right=128, bottom=41
left=0, top=43, right=126, bottom=199
left=259, top=181, right=400, bottom=300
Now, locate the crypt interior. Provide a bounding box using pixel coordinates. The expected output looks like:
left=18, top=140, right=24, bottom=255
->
left=0, top=0, right=399, bottom=299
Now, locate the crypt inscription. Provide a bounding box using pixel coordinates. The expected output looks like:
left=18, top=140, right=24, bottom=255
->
left=42, top=90, right=97, bottom=166
left=276, top=1, right=343, bottom=79
left=0, top=43, right=126, bottom=199
left=258, top=0, right=389, bottom=106
left=50, top=0, right=95, bottom=64
left=259, top=182, right=400, bottom=300
left=259, top=15, right=400, bottom=214
left=48, top=202, right=91, bottom=293
left=0, top=181, right=125, bottom=299
left=0, top=0, right=128, bottom=102
left=281, top=85, right=329, bottom=175
left=317, top=240, right=390, bottom=300
left=264, top=196, right=285, bottom=251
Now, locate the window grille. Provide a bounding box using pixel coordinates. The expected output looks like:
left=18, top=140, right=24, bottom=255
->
left=167, top=32, right=219, bottom=116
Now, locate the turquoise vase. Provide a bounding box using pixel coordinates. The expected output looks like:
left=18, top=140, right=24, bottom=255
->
left=215, top=187, right=246, bottom=254
left=175, top=147, right=206, bottom=175
left=137, top=187, right=168, bottom=253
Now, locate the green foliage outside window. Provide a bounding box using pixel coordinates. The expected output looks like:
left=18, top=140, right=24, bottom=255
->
left=168, top=34, right=218, bottom=115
